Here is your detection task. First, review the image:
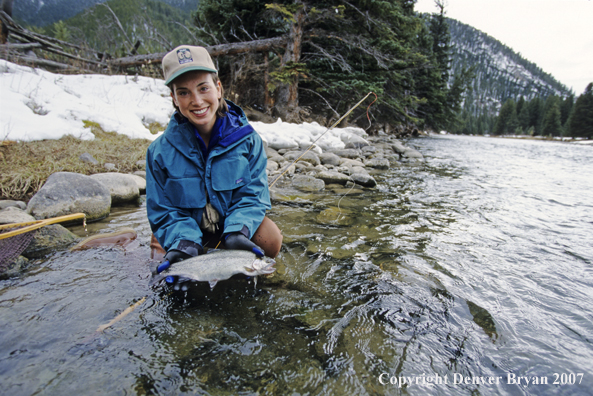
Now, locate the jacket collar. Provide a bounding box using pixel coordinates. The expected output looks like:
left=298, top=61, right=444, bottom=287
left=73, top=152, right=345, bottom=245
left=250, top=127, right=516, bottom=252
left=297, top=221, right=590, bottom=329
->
left=163, top=100, right=255, bottom=157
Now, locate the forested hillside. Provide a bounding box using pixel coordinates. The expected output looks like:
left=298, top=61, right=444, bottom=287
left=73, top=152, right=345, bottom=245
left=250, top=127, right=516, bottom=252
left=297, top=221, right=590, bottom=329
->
left=13, top=0, right=198, bottom=27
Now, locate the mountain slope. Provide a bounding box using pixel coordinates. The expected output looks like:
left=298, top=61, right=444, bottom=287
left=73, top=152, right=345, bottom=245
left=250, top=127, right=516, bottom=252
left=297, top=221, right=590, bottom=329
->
left=13, top=0, right=198, bottom=27
left=447, top=18, right=571, bottom=117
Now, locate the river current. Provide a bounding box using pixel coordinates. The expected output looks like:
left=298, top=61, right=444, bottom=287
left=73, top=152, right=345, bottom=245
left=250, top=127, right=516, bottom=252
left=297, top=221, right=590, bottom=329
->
left=1, top=135, right=592, bottom=395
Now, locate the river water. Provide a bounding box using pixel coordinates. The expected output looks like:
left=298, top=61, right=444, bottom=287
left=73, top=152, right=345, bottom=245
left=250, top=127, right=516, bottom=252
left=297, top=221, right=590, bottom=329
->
left=1, top=135, right=592, bottom=395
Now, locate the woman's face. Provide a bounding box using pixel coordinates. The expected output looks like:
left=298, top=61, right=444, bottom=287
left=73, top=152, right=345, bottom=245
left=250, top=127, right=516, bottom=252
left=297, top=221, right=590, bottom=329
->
left=171, top=71, right=222, bottom=136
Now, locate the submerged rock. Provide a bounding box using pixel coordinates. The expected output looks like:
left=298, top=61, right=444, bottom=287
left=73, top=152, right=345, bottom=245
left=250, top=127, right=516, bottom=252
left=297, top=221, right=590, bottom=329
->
left=22, top=224, right=78, bottom=259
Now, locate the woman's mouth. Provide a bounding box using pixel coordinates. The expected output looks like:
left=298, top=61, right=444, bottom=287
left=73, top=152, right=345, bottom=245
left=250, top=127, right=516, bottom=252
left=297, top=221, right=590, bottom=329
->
left=191, top=107, right=209, bottom=117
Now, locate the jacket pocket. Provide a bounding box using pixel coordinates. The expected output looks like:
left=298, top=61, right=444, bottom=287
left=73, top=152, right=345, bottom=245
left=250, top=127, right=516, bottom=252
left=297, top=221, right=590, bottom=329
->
left=211, top=155, right=251, bottom=191
left=163, top=177, right=206, bottom=208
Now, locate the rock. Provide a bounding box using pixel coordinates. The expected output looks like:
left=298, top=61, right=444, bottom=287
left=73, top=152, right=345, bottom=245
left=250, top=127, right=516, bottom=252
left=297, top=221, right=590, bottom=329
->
left=0, top=207, right=36, bottom=224
left=128, top=174, right=147, bottom=194
left=350, top=166, right=369, bottom=175
left=104, top=163, right=116, bottom=170
left=90, top=173, right=140, bottom=205
left=340, top=158, right=366, bottom=167
left=315, top=170, right=351, bottom=185
left=0, top=200, right=27, bottom=211
left=350, top=173, right=377, bottom=187
left=0, top=256, right=29, bottom=279
left=392, top=141, right=407, bottom=154
left=343, top=134, right=370, bottom=148
left=361, top=146, right=378, bottom=156
left=402, top=148, right=424, bottom=161
left=265, top=147, right=280, bottom=158
left=79, top=152, right=99, bottom=165
left=283, top=151, right=321, bottom=166
left=135, top=160, right=146, bottom=169
left=133, top=171, right=146, bottom=179
left=22, top=224, right=78, bottom=259
left=331, top=149, right=360, bottom=159
left=318, top=152, right=341, bottom=166
left=27, top=172, right=111, bottom=222
left=267, top=160, right=279, bottom=172
left=316, top=206, right=355, bottom=226
left=365, top=158, right=390, bottom=170
left=292, top=175, right=325, bottom=192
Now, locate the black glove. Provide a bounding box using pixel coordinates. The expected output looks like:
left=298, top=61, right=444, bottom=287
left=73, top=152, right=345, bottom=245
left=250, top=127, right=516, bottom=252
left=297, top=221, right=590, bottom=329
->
left=224, top=232, right=264, bottom=257
left=156, top=240, right=203, bottom=274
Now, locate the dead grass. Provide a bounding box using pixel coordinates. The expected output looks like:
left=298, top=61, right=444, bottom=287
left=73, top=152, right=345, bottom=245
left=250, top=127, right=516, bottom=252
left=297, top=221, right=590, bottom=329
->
left=0, top=121, right=158, bottom=202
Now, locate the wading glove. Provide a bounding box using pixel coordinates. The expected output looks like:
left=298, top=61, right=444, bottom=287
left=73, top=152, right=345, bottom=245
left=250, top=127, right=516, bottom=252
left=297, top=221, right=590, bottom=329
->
left=224, top=232, right=264, bottom=257
left=156, top=240, right=203, bottom=274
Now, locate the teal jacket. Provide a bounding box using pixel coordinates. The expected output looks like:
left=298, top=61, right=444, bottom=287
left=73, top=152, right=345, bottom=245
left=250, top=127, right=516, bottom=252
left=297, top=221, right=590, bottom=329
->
left=146, top=100, right=270, bottom=252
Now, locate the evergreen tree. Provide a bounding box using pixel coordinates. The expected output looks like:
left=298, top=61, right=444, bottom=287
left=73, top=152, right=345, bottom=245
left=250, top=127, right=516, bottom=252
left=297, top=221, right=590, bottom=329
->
left=541, top=102, right=562, bottom=136
left=517, top=98, right=530, bottom=133
left=568, top=83, right=593, bottom=138
left=493, top=99, right=517, bottom=135
left=560, top=94, right=574, bottom=127
left=528, top=97, right=544, bottom=135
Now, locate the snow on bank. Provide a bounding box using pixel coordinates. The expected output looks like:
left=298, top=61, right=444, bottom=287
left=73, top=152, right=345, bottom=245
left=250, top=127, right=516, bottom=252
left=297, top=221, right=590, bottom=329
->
left=0, top=60, right=365, bottom=150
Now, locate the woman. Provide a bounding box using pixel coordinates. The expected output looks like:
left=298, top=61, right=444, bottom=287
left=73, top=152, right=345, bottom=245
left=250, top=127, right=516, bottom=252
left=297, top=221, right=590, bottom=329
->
left=146, top=45, right=282, bottom=272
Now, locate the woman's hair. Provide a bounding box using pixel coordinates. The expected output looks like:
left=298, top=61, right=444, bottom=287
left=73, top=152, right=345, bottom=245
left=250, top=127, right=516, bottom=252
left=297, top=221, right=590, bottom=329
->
left=168, top=72, right=229, bottom=118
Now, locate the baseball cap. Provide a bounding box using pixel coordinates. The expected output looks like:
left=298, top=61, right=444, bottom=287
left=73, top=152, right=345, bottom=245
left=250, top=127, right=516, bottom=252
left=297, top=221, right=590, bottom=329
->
left=162, top=45, right=218, bottom=85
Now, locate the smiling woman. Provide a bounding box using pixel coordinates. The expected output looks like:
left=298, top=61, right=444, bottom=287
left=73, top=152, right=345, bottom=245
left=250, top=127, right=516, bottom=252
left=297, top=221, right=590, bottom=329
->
left=146, top=45, right=283, bottom=280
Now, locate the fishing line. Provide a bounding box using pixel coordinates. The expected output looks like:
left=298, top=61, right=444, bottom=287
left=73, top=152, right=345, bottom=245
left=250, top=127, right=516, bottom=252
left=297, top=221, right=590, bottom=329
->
left=268, top=92, right=377, bottom=188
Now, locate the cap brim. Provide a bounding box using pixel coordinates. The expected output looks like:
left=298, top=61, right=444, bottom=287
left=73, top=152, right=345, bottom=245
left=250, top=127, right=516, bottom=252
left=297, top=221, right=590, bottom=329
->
left=165, top=66, right=218, bottom=85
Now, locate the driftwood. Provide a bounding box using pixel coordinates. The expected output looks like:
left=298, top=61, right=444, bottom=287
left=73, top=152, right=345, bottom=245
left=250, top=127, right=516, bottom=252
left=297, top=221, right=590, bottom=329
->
left=108, top=36, right=288, bottom=68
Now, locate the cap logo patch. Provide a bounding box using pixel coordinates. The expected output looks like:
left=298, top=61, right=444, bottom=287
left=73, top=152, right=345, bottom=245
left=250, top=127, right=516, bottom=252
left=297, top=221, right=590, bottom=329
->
left=177, top=48, right=193, bottom=64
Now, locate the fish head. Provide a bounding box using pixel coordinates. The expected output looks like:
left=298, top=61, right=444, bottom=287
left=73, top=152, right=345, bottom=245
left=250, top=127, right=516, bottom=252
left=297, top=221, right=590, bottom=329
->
left=245, top=256, right=276, bottom=275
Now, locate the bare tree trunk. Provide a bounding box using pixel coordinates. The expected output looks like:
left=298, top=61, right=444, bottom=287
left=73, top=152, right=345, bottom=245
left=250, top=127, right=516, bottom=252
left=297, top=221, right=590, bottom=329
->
left=264, top=51, right=273, bottom=113
left=274, top=1, right=305, bottom=122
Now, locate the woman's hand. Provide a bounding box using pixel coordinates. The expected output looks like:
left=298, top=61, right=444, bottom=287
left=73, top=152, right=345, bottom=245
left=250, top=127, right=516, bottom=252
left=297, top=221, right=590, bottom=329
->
left=224, top=232, right=265, bottom=257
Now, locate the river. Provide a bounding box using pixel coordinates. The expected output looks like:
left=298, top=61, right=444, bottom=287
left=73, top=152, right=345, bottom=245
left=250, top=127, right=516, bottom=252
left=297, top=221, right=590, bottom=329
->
left=1, top=135, right=592, bottom=395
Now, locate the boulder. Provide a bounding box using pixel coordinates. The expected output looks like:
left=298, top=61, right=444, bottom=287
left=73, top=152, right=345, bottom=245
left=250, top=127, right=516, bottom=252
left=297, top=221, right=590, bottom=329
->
left=340, top=158, right=366, bottom=167
left=318, top=152, right=341, bottom=166
left=0, top=207, right=36, bottom=224
left=267, top=160, right=279, bottom=172
left=292, top=175, right=325, bottom=192
left=283, top=151, right=321, bottom=166
left=27, top=172, right=111, bottom=222
left=365, top=158, right=390, bottom=170
left=315, top=170, right=351, bottom=186
left=402, top=148, right=424, bottom=161
left=90, top=173, right=140, bottom=205
left=128, top=174, right=147, bottom=194
left=331, top=149, right=360, bottom=159
left=392, top=141, right=407, bottom=154
left=342, top=134, right=370, bottom=149
left=0, top=200, right=27, bottom=211
left=22, top=224, right=78, bottom=259
left=350, top=173, right=377, bottom=187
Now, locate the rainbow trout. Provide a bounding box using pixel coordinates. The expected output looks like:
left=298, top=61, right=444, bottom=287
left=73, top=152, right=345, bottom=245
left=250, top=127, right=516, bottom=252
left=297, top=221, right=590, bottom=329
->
left=149, top=249, right=276, bottom=289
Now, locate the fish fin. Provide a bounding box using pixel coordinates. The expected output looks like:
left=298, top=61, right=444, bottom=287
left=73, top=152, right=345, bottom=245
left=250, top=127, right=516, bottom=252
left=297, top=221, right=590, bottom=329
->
left=208, top=280, right=218, bottom=290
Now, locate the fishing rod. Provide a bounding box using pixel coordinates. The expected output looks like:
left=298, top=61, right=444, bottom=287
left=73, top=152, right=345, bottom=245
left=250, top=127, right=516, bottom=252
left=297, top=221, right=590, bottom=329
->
left=268, top=91, right=377, bottom=188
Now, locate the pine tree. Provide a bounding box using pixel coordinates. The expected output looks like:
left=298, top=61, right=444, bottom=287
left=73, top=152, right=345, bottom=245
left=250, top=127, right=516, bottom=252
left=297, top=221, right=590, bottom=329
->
left=568, top=83, right=593, bottom=138
left=541, top=102, right=562, bottom=136
left=494, top=99, right=517, bottom=135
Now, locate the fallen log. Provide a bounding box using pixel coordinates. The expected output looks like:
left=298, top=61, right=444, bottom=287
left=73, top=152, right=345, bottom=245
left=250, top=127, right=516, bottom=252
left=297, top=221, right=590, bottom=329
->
left=109, top=36, right=287, bottom=68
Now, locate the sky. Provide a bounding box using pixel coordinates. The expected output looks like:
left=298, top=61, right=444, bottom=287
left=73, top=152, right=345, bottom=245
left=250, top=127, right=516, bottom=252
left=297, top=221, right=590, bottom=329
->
left=414, top=0, right=593, bottom=95
left=0, top=60, right=366, bottom=147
